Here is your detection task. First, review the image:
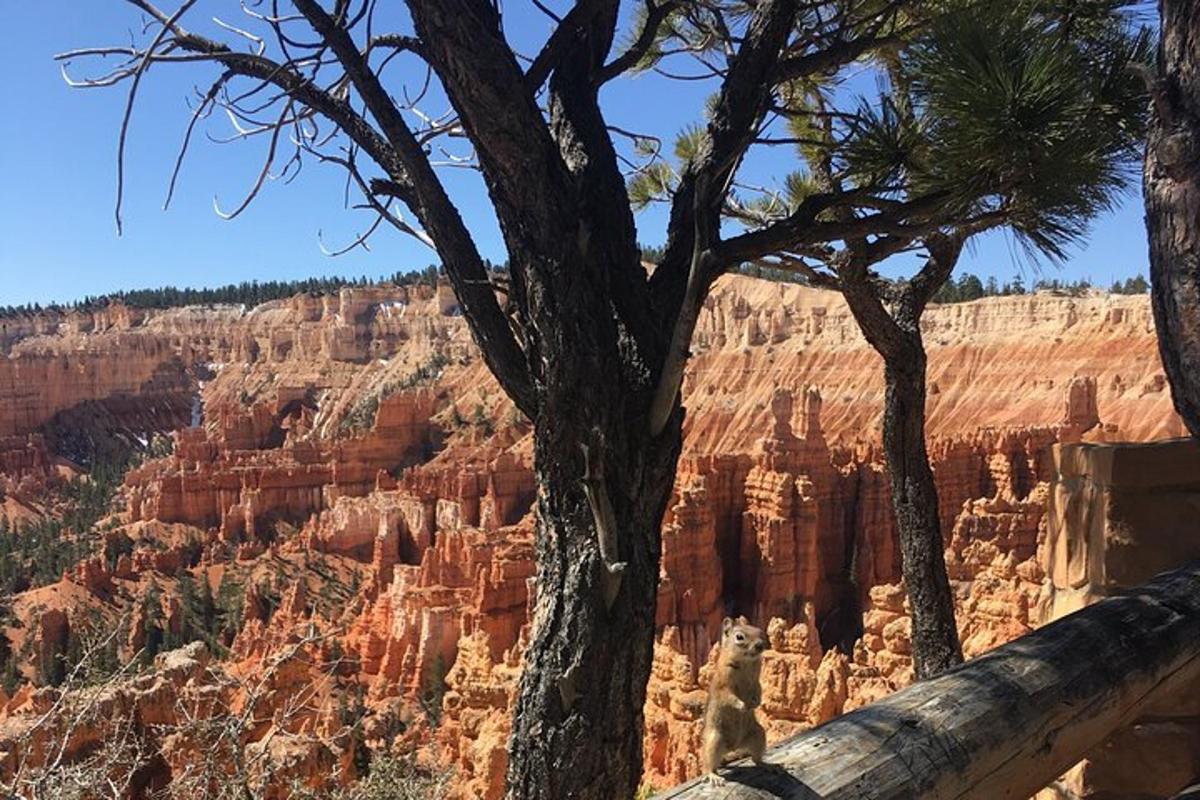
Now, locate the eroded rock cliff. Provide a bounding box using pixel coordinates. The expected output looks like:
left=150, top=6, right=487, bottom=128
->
left=0, top=276, right=1186, bottom=798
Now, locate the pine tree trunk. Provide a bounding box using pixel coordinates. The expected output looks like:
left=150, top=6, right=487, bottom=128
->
left=505, top=413, right=682, bottom=800
left=840, top=266, right=964, bottom=680
left=1145, top=0, right=1200, bottom=439
left=881, top=335, right=964, bottom=680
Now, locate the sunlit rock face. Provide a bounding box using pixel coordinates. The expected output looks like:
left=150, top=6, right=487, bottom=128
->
left=0, top=276, right=1187, bottom=797
left=1033, top=439, right=1200, bottom=800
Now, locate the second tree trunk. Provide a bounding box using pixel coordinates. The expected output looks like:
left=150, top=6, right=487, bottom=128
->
left=881, top=336, right=964, bottom=679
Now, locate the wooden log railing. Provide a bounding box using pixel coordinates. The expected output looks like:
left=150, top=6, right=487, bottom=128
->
left=658, top=562, right=1200, bottom=800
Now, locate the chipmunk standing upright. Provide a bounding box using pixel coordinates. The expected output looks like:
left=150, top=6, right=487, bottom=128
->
left=700, top=616, right=770, bottom=782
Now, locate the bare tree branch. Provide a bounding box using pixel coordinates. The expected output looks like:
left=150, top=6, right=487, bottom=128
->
left=293, top=0, right=537, bottom=416
left=62, top=0, right=537, bottom=418
left=713, top=190, right=952, bottom=267
left=113, top=0, right=198, bottom=234
left=165, top=71, right=232, bottom=209
left=213, top=99, right=294, bottom=220
left=597, top=0, right=683, bottom=84
left=648, top=0, right=800, bottom=436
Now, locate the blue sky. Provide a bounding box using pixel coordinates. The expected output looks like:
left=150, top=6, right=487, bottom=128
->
left=0, top=2, right=1152, bottom=308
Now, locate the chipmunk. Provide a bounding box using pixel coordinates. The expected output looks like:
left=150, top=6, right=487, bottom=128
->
left=700, top=616, right=773, bottom=784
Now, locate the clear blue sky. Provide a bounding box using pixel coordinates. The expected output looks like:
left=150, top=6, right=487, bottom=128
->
left=0, top=2, right=1152, bottom=308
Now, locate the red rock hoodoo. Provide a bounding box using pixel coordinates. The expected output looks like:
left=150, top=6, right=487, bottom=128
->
left=0, top=276, right=1190, bottom=798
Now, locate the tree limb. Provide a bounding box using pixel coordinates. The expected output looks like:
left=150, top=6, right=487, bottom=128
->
left=649, top=0, right=800, bottom=430
left=526, top=0, right=612, bottom=91
left=648, top=175, right=716, bottom=437
left=778, top=32, right=906, bottom=81
left=597, top=0, right=682, bottom=84
left=579, top=434, right=626, bottom=610
left=713, top=190, right=951, bottom=267
left=293, top=0, right=538, bottom=417
left=544, top=0, right=662, bottom=374
left=406, top=0, right=579, bottom=269
left=114, top=0, right=198, bottom=234
left=897, top=232, right=963, bottom=323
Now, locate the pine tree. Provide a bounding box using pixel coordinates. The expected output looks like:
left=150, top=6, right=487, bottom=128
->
left=176, top=570, right=198, bottom=647
left=39, top=634, right=67, bottom=688
left=141, top=585, right=165, bottom=664
left=196, top=572, right=217, bottom=644
left=61, top=629, right=84, bottom=683
left=0, top=631, right=13, bottom=694
left=2, top=658, right=19, bottom=695
left=215, top=573, right=244, bottom=645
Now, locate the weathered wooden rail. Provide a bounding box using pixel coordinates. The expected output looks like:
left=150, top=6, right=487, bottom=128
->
left=658, top=562, right=1200, bottom=800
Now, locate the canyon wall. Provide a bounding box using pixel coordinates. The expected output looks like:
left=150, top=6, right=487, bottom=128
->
left=0, top=276, right=1178, bottom=451
left=0, top=276, right=1188, bottom=798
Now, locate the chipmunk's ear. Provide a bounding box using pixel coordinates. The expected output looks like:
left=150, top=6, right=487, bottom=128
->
left=721, top=617, right=733, bottom=636
left=735, top=615, right=749, bottom=627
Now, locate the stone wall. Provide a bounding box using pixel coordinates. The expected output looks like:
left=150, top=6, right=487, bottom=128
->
left=1037, top=438, right=1200, bottom=800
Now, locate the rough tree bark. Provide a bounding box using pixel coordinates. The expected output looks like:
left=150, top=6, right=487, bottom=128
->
left=1145, top=0, right=1200, bottom=439
left=400, top=3, right=801, bottom=796
left=506, top=418, right=682, bottom=799
left=402, top=6, right=681, bottom=798
left=878, top=334, right=963, bottom=678
left=837, top=237, right=965, bottom=679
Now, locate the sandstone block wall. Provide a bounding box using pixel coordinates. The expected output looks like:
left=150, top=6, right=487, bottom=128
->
left=1042, top=438, right=1200, bottom=620
left=1038, top=438, right=1200, bottom=800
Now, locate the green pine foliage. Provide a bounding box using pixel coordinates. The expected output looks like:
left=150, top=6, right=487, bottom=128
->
left=1, top=657, right=18, bottom=695
left=0, top=608, right=15, bottom=694
left=734, top=263, right=811, bottom=285
left=420, top=655, right=449, bottom=728
left=728, top=264, right=1143, bottom=303
left=932, top=273, right=1032, bottom=302
left=103, top=531, right=135, bottom=571
left=932, top=272, right=1148, bottom=302
left=215, top=572, right=246, bottom=646
left=638, top=243, right=667, bottom=264
left=340, top=393, right=383, bottom=435
left=170, top=569, right=225, bottom=655
left=1111, top=274, right=1150, bottom=294
left=470, top=405, right=494, bottom=438
left=43, top=610, right=124, bottom=688
left=339, top=353, right=451, bottom=435
left=856, top=0, right=1153, bottom=260
left=0, top=456, right=130, bottom=596
left=38, top=631, right=68, bottom=687
left=139, top=583, right=167, bottom=666
left=637, top=0, right=1150, bottom=282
